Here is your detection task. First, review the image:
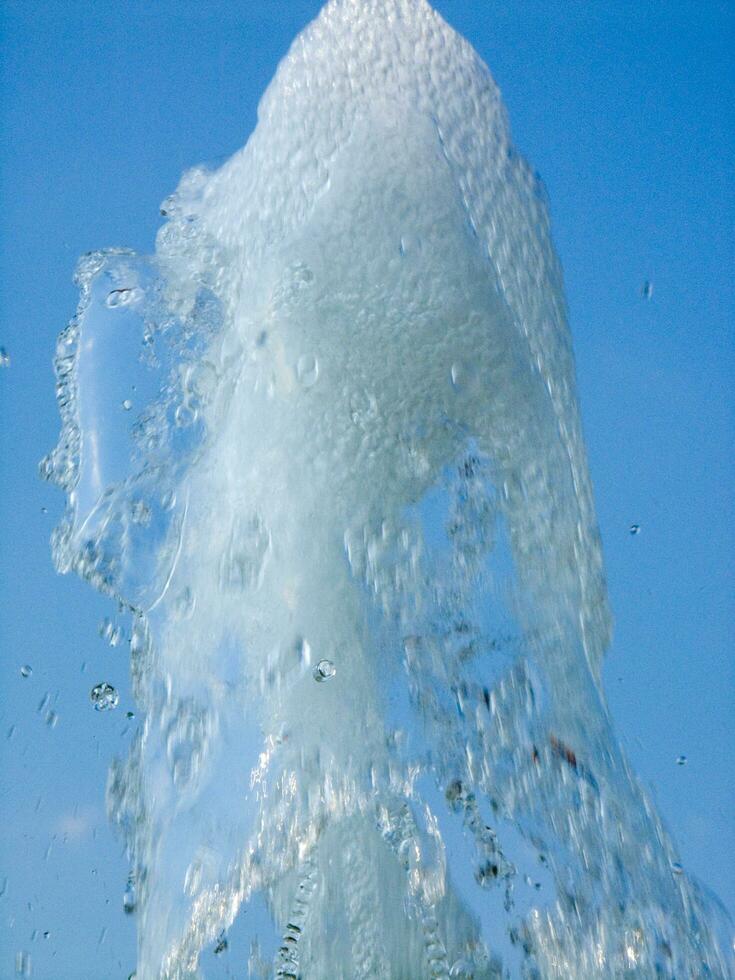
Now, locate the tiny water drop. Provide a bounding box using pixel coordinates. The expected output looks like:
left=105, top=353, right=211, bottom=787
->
left=106, top=288, right=140, bottom=309
left=629, top=523, right=641, bottom=536
left=474, top=859, right=500, bottom=888
left=123, top=876, right=136, bottom=915
left=19, top=665, right=32, bottom=678
left=0, top=346, right=10, bottom=368
left=313, top=659, right=336, bottom=683
left=14, top=951, right=31, bottom=977
left=296, top=353, right=319, bottom=388
left=90, top=682, right=119, bottom=712
left=676, top=755, right=687, bottom=766
left=671, top=861, right=684, bottom=876
left=122, top=398, right=133, bottom=412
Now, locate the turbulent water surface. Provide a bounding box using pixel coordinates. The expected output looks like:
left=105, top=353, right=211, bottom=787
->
left=44, top=1, right=733, bottom=977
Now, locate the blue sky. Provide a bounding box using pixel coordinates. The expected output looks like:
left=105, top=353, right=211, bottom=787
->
left=1, top=1, right=733, bottom=976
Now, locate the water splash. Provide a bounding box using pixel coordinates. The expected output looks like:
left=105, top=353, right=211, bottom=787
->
left=43, top=0, right=732, bottom=977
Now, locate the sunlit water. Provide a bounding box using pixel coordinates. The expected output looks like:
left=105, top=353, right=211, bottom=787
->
left=43, top=1, right=733, bottom=977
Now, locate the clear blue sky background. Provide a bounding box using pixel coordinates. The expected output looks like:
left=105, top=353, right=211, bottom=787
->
left=1, top=2, right=733, bottom=977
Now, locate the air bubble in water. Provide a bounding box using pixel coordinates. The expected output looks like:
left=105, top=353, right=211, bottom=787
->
left=671, top=862, right=684, bottom=876
left=19, top=665, right=32, bottom=678
left=122, top=399, right=133, bottom=411
left=0, top=346, right=10, bottom=368
left=90, top=682, right=119, bottom=712
left=676, top=755, right=687, bottom=766
left=629, top=523, right=641, bottom=535
left=313, top=659, right=336, bottom=682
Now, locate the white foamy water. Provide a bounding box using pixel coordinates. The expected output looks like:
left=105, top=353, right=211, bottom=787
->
left=44, top=1, right=733, bottom=977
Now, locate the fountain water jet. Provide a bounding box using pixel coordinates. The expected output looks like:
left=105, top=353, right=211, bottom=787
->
left=44, top=1, right=733, bottom=977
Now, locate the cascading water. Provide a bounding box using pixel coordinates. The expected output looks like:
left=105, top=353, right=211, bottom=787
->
left=43, top=1, right=733, bottom=977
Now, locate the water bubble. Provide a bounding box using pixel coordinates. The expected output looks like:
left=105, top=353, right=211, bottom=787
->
left=19, top=665, right=32, bottom=678
left=641, top=280, right=653, bottom=300
left=122, top=398, right=133, bottom=411
left=296, top=353, right=319, bottom=388
left=676, top=755, right=687, bottom=766
left=90, top=682, right=119, bottom=711
left=313, top=659, right=336, bottom=682
left=15, top=951, right=31, bottom=977
left=671, top=861, right=684, bottom=876
left=0, top=346, right=10, bottom=368
left=629, top=523, right=641, bottom=536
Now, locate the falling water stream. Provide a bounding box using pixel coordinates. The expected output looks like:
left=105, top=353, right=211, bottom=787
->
left=43, top=1, right=733, bottom=977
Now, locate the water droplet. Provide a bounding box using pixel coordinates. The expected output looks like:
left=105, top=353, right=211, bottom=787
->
left=313, top=659, right=336, bottom=682
left=175, top=402, right=197, bottom=427
left=99, top=617, right=123, bottom=647
left=214, top=931, right=228, bottom=955
left=294, top=636, right=312, bottom=668
left=122, top=398, right=133, bottom=411
left=219, top=515, right=271, bottom=592
left=130, top=499, right=151, bottom=527
left=296, top=353, right=319, bottom=388
left=629, top=523, right=641, bottom=536
left=641, top=280, right=653, bottom=300
left=449, top=960, right=473, bottom=978
left=15, top=951, right=31, bottom=977
left=106, top=288, right=141, bottom=309
left=90, top=682, right=119, bottom=712
left=0, top=346, right=10, bottom=368
left=123, top=876, right=136, bottom=914
left=671, top=861, right=684, bottom=876
left=676, top=755, right=687, bottom=766
left=19, top=665, right=32, bottom=678
left=474, top=859, right=500, bottom=888
left=173, top=586, right=196, bottom=620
